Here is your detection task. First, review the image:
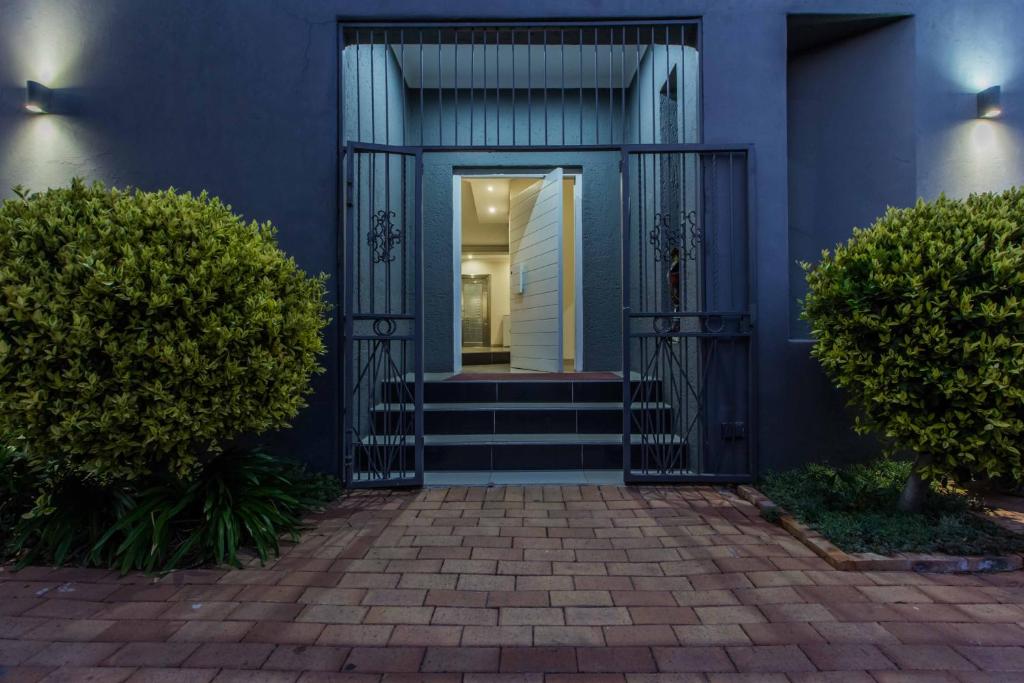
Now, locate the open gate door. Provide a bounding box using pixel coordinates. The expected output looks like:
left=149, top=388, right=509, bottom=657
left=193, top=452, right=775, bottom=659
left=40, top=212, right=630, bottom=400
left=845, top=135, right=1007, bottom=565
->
left=342, top=143, right=423, bottom=487
left=509, top=168, right=565, bottom=373
left=621, top=147, right=755, bottom=483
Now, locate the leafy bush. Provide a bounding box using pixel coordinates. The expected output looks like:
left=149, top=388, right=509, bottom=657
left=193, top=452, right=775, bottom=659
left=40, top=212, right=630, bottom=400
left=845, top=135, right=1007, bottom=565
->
left=762, top=460, right=1024, bottom=555
left=0, top=440, right=38, bottom=553
left=803, top=188, right=1024, bottom=499
left=0, top=180, right=329, bottom=482
left=9, top=449, right=339, bottom=571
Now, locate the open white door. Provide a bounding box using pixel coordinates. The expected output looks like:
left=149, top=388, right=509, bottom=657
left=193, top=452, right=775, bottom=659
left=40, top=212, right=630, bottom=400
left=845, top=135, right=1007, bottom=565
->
left=509, top=168, right=564, bottom=372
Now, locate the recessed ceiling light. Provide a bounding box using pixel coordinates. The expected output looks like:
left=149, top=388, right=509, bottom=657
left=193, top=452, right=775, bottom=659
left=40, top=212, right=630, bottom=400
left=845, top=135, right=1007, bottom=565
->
left=487, top=185, right=494, bottom=192
left=488, top=206, right=496, bottom=214
left=467, top=254, right=474, bottom=259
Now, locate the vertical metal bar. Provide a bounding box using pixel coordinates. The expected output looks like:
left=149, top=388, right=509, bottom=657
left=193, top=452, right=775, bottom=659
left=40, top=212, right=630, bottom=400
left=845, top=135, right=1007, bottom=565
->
left=620, top=26, right=626, bottom=144
left=337, top=27, right=346, bottom=479
left=400, top=30, right=406, bottom=145
left=471, top=29, right=476, bottom=145
left=438, top=28, right=443, bottom=145
left=512, top=29, right=517, bottom=146
left=384, top=30, right=390, bottom=144
left=621, top=149, right=632, bottom=479
left=635, top=27, right=641, bottom=144
left=650, top=26, right=656, bottom=144
left=495, top=29, right=500, bottom=146
left=544, top=28, right=549, bottom=146
left=419, top=30, right=425, bottom=146
left=678, top=25, right=685, bottom=144
left=483, top=30, right=489, bottom=145
left=579, top=28, right=583, bottom=145
left=560, top=28, right=565, bottom=145
left=608, top=27, right=613, bottom=145
left=527, top=29, right=532, bottom=146
left=594, top=27, right=599, bottom=144
left=665, top=25, right=671, bottom=143
left=414, top=149, right=425, bottom=483
left=355, top=30, right=362, bottom=142
left=343, top=145, right=357, bottom=485
left=454, top=29, right=459, bottom=146
left=369, top=31, right=376, bottom=143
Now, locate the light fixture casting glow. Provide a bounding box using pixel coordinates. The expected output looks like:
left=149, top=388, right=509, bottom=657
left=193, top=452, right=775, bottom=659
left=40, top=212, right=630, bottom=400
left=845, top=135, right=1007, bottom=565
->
left=25, top=80, right=53, bottom=114
left=488, top=206, right=496, bottom=214
left=467, top=254, right=474, bottom=259
left=977, top=85, right=1002, bottom=119
left=487, top=185, right=494, bottom=192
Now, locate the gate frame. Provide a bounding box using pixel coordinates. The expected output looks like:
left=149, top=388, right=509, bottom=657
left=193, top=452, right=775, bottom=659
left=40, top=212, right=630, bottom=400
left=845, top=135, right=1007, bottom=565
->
left=619, top=143, right=758, bottom=485
left=341, top=141, right=425, bottom=488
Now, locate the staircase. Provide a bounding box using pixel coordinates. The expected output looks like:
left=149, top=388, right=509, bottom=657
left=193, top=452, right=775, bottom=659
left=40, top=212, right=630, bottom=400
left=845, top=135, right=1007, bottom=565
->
left=370, top=375, right=683, bottom=471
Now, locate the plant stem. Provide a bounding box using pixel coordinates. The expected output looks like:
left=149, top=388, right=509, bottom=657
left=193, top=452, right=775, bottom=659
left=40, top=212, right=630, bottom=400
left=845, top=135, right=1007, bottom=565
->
left=898, top=453, right=931, bottom=513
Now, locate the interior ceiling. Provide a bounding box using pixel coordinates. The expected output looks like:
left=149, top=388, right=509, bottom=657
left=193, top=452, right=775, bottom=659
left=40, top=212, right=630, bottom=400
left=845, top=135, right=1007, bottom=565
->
left=393, top=44, right=649, bottom=89
left=787, top=14, right=908, bottom=55
left=463, top=178, right=515, bottom=248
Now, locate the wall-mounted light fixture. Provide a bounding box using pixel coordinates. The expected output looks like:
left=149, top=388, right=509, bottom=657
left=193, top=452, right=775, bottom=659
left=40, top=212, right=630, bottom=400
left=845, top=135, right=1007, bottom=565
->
left=977, top=85, right=1002, bottom=119
left=25, top=80, right=53, bottom=114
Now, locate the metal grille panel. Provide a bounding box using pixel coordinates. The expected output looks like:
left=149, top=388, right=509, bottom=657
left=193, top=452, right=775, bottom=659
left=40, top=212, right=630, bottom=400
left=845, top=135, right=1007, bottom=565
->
left=622, top=147, right=754, bottom=483
left=341, top=22, right=700, bottom=147
left=342, top=144, right=424, bottom=487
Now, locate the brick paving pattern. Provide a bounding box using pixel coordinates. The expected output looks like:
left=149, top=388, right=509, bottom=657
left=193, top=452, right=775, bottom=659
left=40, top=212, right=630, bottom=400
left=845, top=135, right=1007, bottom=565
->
left=2, top=485, right=1024, bottom=681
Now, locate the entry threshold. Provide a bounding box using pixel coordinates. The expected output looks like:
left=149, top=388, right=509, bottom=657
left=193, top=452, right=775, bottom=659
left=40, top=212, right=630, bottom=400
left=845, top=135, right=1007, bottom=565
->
left=424, top=470, right=623, bottom=486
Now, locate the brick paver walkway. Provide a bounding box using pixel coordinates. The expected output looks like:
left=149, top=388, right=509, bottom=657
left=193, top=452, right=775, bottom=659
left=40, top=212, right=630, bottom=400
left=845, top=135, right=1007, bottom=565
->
left=3, top=485, right=1024, bottom=682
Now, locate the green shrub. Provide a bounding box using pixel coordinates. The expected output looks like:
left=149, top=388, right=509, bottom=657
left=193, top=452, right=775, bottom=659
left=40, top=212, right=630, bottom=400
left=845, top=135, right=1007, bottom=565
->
left=802, top=188, right=1024, bottom=495
left=0, top=180, right=330, bottom=482
left=0, top=440, right=38, bottom=553
left=10, top=449, right=340, bottom=571
left=761, top=460, right=1024, bottom=555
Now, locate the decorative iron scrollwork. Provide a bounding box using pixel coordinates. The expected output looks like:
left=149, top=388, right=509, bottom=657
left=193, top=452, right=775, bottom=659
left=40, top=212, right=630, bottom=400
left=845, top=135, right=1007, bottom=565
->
left=371, top=317, right=398, bottom=337
left=367, top=210, right=401, bottom=264
left=649, top=209, right=702, bottom=264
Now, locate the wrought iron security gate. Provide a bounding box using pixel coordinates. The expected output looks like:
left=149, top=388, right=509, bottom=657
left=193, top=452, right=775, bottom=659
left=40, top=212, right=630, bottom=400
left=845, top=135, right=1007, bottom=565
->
left=342, top=143, right=424, bottom=487
left=621, top=145, right=755, bottom=483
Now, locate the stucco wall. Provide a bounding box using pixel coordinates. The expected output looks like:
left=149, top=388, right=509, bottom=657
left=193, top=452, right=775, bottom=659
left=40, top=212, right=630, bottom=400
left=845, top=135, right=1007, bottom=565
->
left=787, top=18, right=917, bottom=339
left=1, top=0, right=1022, bottom=475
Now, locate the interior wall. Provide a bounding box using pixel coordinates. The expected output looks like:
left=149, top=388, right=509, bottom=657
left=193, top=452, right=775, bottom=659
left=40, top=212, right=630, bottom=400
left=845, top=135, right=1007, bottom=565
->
left=787, top=19, right=916, bottom=339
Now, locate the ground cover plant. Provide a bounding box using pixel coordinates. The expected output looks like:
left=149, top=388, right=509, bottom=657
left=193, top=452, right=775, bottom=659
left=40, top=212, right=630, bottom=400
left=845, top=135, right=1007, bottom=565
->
left=761, top=459, right=1024, bottom=555
left=0, top=180, right=335, bottom=570
left=803, top=188, right=1024, bottom=511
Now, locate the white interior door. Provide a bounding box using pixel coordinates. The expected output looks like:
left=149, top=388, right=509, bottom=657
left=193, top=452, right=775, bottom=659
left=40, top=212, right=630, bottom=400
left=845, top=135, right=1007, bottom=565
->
left=509, top=168, right=564, bottom=372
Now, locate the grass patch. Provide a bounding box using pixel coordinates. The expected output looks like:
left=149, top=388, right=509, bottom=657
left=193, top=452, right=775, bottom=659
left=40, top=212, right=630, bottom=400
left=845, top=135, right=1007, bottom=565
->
left=760, top=459, right=1024, bottom=556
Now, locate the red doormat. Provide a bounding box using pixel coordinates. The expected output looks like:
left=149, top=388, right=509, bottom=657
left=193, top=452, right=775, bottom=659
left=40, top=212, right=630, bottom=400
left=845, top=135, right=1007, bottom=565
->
left=445, top=372, right=619, bottom=381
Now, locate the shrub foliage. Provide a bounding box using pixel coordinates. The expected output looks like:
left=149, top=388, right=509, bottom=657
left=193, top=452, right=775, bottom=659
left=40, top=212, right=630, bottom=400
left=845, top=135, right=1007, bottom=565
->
left=8, top=449, right=340, bottom=570
left=803, top=188, right=1024, bottom=483
left=761, top=460, right=1024, bottom=555
left=0, top=180, right=329, bottom=481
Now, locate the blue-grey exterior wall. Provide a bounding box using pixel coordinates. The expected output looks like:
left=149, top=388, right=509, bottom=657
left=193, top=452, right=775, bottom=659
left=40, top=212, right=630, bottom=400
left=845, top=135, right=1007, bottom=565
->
left=1, top=0, right=1022, bottom=476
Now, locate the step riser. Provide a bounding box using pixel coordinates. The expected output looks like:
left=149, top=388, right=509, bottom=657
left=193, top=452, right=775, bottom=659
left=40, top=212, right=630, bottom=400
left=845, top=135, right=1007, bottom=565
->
left=384, top=380, right=662, bottom=404
left=420, top=442, right=686, bottom=471
left=373, top=408, right=672, bottom=435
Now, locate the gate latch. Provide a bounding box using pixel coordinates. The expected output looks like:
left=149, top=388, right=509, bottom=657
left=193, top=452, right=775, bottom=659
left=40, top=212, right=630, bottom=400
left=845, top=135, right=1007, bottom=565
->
left=720, top=422, right=746, bottom=440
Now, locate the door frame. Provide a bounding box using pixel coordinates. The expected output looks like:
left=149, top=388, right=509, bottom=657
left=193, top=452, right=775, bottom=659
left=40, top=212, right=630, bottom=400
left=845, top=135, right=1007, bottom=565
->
left=452, top=171, right=584, bottom=373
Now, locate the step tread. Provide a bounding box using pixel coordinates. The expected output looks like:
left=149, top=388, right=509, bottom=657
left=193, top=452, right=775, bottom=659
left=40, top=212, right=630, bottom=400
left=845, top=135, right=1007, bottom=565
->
left=372, top=402, right=671, bottom=412
left=361, top=433, right=685, bottom=445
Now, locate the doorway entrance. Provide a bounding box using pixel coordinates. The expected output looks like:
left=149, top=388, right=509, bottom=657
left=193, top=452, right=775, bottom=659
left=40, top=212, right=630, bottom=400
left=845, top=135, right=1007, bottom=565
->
left=453, top=170, right=583, bottom=374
